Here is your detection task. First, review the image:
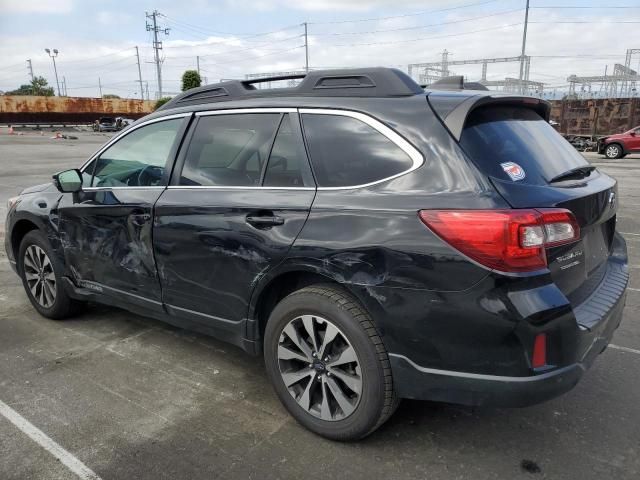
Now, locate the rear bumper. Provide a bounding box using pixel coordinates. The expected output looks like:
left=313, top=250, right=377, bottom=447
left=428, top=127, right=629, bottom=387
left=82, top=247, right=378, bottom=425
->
left=390, top=295, right=624, bottom=406
left=389, top=233, right=628, bottom=407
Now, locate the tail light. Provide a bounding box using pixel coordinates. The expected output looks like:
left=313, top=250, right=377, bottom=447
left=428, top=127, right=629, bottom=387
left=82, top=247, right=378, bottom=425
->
left=418, top=209, right=580, bottom=273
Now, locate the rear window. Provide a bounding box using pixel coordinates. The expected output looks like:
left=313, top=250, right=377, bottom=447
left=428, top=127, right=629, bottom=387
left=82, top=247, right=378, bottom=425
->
left=459, top=106, right=590, bottom=185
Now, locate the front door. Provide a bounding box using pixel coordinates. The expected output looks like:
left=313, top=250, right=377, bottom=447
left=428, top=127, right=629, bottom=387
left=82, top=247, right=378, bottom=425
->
left=58, top=115, right=189, bottom=310
left=153, top=110, right=316, bottom=337
left=628, top=127, right=640, bottom=152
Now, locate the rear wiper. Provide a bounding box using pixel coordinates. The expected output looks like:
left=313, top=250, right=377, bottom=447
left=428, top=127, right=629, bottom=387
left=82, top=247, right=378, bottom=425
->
left=549, top=165, right=596, bottom=184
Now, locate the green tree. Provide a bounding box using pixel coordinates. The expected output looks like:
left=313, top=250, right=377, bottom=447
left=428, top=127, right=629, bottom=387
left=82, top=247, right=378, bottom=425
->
left=102, top=94, right=121, bottom=99
left=6, top=76, right=54, bottom=96
left=31, top=76, right=54, bottom=96
left=154, top=97, right=172, bottom=110
left=181, top=70, right=202, bottom=91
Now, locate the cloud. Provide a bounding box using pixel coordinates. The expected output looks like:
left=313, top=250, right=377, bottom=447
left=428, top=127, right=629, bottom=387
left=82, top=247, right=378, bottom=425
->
left=0, top=5, right=635, bottom=99
left=2, top=0, right=74, bottom=14
left=230, top=0, right=451, bottom=12
left=96, top=11, right=132, bottom=26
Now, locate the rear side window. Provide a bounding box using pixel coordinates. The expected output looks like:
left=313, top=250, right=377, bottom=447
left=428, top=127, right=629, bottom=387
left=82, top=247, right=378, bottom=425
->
left=180, top=113, right=280, bottom=186
left=301, top=113, right=414, bottom=187
left=263, top=115, right=314, bottom=188
left=459, top=106, right=590, bottom=185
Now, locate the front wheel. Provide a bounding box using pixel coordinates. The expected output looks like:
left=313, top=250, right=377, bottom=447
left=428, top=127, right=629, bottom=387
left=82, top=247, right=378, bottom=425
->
left=604, top=143, right=623, bottom=159
left=264, top=284, right=398, bottom=440
left=18, top=230, right=81, bottom=319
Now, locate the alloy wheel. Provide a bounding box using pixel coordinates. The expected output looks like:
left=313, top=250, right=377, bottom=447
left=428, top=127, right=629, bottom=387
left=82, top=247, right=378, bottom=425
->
left=277, top=314, right=362, bottom=421
left=606, top=145, right=620, bottom=158
left=23, top=245, right=56, bottom=308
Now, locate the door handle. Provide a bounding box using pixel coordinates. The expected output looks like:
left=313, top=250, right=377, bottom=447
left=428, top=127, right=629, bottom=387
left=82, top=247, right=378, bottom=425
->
left=246, top=215, right=285, bottom=227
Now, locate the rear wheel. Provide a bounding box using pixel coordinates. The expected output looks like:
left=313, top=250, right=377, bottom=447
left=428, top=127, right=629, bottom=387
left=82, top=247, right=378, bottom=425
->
left=604, top=143, right=623, bottom=159
left=18, top=230, right=81, bottom=319
left=264, top=284, right=398, bottom=440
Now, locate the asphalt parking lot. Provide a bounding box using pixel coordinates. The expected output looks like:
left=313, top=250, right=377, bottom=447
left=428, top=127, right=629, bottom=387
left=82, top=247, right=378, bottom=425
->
left=0, top=131, right=639, bottom=480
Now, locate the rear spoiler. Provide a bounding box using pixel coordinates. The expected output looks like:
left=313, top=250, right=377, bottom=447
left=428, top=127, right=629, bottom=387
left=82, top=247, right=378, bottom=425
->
left=427, top=93, right=551, bottom=141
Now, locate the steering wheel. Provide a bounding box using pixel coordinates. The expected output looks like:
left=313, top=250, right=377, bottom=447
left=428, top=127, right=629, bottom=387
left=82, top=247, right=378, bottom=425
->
left=136, top=165, right=164, bottom=186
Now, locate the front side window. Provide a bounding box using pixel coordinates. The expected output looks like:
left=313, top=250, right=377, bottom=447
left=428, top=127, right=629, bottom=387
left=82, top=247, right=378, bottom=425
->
left=180, top=113, right=280, bottom=186
left=301, top=113, right=414, bottom=187
left=91, top=118, right=183, bottom=188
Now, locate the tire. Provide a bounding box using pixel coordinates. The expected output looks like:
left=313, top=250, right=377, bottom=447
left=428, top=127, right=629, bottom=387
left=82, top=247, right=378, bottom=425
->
left=604, top=143, right=623, bottom=159
left=264, top=284, right=398, bottom=440
left=18, top=230, right=81, bottom=320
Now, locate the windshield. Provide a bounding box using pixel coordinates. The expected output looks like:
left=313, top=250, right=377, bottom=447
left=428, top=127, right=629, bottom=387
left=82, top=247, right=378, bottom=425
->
left=459, top=106, right=590, bottom=186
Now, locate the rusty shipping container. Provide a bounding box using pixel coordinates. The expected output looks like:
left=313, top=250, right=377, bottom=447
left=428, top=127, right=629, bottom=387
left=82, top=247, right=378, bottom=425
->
left=549, top=97, right=640, bottom=137
left=0, top=95, right=155, bottom=124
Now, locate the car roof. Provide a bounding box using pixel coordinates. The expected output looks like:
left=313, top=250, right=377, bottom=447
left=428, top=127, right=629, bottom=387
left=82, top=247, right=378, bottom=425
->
left=144, top=68, right=549, bottom=141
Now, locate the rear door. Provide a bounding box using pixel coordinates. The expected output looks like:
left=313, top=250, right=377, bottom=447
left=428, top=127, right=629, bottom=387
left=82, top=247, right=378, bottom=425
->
left=458, top=105, right=617, bottom=304
left=153, top=109, right=315, bottom=333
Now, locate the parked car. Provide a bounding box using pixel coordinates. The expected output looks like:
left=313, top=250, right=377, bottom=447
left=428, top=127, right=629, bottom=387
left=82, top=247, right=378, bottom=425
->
left=5, top=68, right=628, bottom=440
left=598, top=126, right=640, bottom=158
left=93, top=116, right=117, bottom=132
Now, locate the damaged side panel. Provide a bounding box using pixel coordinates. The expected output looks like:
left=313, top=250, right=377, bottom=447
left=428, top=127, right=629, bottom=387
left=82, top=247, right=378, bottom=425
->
left=57, top=188, right=164, bottom=310
left=153, top=188, right=315, bottom=325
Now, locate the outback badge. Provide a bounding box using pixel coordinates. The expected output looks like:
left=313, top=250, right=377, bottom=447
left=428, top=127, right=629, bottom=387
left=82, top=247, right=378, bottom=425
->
left=500, top=162, right=526, bottom=181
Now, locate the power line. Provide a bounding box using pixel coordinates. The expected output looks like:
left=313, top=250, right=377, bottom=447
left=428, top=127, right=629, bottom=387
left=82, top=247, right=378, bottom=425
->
left=199, top=45, right=304, bottom=67
left=325, top=22, right=523, bottom=48
left=161, top=16, right=301, bottom=42
left=530, top=20, right=640, bottom=24
left=309, top=0, right=503, bottom=25
left=161, top=33, right=302, bottom=55
left=530, top=5, right=640, bottom=9
left=56, top=47, right=136, bottom=65
left=311, top=8, right=523, bottom=36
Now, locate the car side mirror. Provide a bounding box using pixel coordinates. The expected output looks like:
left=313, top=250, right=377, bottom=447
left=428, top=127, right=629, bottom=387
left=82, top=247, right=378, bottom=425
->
left=53, top=169, right=83, bottom=193
left=630, top=131, right=636, bottom=136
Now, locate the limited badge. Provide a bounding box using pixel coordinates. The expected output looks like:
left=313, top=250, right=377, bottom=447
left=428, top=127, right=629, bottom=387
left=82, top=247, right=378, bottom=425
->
left=500, top=162, right=526, bottom=181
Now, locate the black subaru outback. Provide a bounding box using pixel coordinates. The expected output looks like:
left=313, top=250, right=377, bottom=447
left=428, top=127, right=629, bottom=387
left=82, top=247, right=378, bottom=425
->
left=5, top=68, right=628, bottom=440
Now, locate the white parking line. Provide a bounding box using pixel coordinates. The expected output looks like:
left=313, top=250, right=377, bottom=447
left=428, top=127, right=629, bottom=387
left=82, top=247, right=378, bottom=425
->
left=0, top=399, right=102, bottom=480
left=609, top=344, right=640, bottom=356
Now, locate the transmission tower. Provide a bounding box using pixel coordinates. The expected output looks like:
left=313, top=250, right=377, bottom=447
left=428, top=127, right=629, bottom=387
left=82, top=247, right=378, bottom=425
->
left=146, top=10, right=170, bottom=99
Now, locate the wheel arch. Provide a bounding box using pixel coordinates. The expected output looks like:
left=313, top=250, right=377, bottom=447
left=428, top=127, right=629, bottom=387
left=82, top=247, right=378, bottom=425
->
left=10, top=217, right=42, bottom=262
left=247, top=265, right=383, bottom=349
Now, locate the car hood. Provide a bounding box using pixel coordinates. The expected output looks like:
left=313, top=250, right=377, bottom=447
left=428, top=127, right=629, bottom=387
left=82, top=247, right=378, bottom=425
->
left=21, top=182, right=56, bottom=195
left=604, top=133, right=628, bottom=140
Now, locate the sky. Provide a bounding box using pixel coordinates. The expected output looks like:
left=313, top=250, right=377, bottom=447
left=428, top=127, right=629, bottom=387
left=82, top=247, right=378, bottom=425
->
left=0, top=0, right=638, bottom=99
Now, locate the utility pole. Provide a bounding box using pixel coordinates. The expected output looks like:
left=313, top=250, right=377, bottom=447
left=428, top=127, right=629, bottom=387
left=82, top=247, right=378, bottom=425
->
left=135, top=46, right=145, bottom=100
left=62, top=76, right=67, bottom=96
left=518, top=0, right=530, bottom=95
left=26, top=59, right=34, bottom=82
left=196, top=55, right=200, bottom=76
left=145, top=81, right=150, bottom=100
left=98, top=77, right=103, bottom=98
left=303, top=22, right=309, bottom=72
left=44, top=48, right=61, bottom=96
left=146, top=10, right=170, bottom=99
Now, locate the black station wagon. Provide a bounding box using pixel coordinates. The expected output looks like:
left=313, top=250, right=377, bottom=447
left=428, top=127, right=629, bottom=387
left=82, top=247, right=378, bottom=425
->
left=5, top=68, right=628, bottom=440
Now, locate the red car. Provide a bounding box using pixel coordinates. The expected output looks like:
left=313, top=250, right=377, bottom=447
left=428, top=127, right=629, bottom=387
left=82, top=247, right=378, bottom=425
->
left=599, top=125, right=640, bottom=158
